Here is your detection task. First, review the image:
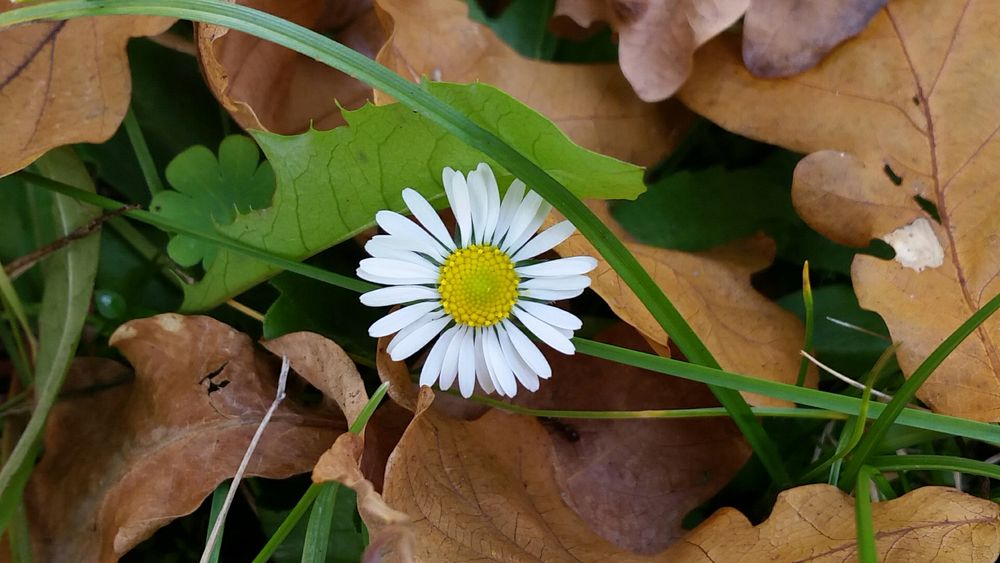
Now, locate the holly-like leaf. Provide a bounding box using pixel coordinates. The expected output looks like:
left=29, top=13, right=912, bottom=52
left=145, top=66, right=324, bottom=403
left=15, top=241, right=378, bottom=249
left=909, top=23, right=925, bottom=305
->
left=176, top=81, right=646, bottom=311
left=152, top=135, right=275, bottom=268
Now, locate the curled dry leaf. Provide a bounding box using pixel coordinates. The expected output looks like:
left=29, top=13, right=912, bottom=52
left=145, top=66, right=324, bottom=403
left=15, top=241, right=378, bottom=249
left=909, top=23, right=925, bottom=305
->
left=679, top=1, right=1000, bottom=420
left=375, top=0, right=690, bottom=166
left=554, top=0, right=748, bottom=102
left=25, top=315, right=343, bottom=562
left=381, top=387, right=653, bottom=561
left=742, top=0, right=886, bottom=77
left=313, top=433, right=415, bottom=562
left=0, top=8, right=173, bottom=176
left=516, top=323, right=749, bottom=554
left=262, top=331, right=369, bottom=425
left=550, top=202, right=808, bottom=406
left=663, top=484, right=1000, bottom=561
left=197, top=0, right=383, bottom=134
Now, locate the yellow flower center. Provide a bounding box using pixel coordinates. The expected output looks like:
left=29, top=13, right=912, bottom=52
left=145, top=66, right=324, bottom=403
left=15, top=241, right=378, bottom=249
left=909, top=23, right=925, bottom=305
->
left=438, top=244, right=519, bottom=327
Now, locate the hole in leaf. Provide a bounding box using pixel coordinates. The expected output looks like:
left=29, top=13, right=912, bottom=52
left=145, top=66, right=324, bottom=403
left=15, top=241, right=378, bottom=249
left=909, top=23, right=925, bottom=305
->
left=914, top=195, right=942, bottom=223
left=912, top=95, right=920, bottom=106
left=883, top=164, right=903, bottom=186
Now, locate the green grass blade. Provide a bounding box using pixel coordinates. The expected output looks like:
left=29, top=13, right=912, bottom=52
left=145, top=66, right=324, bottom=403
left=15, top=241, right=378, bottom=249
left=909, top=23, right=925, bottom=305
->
left=854, top=466, right=879, bottom=563
left=122, top=106, right=165, bottom=196
left=868, top=454, right=1000, bottom=481
left=840, top=290, right=1000, bottom=487
left=205, top=481, right=231, bottom=563
left=0, top=0, right=787, bottom=484
left=302, top=482, right=340, bottom=563
left=0, top=149, right=101, bottom=534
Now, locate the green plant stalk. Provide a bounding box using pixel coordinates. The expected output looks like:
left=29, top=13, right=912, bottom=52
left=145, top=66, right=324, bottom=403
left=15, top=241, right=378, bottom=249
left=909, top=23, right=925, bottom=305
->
left=252, top=382, right=389, bottom=563
left=123, top=106, right=165, bottom=195
left=0, top=0, right=788, bottom=485
left=16, top=174, right=1000, bottom=443
left=471, top=396, right=849, bottom=420
left=868, top=454, right=1000, bottom=481
left=840, top=288, right=1000, bottom=487
left=0, top=314, right=33, bottom=387
left=7, top=502, right=33, bottom=563
left=205, top=481, right=231, bottom=563
left=854, top=466, right=879, bottom=563
left=870, top=471, right=896, bottom=500
left=795, top=261, right=814, bottom=388
left=0, top=262, right=36, bottom=360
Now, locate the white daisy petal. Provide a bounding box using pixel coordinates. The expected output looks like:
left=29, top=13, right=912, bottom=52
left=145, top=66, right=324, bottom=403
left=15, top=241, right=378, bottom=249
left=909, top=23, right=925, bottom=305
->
left=478, top=163, right=501, bottom=242
left=364, top=237, right=431, bottom=266
left=484, top=326, right=518, bottom=397
left=387, top=309, right=442, bottom=355
left=357, top=271, right=439, bottom=286
left=467, top=168, right=489, bottom=244
left=505, top=200, right=553, bottom=255
left=389, top=315, right=450, bottom=361
left=420, top=325, right=460, bottom=387
left=520, top=275, right=592, bottom=292
left=438, top=325, right=467, bottom=390
left=500, top=191, right=543, bottom=252
left=375, top=210, right=448, bottom=260
left=512, top=306, right=575, bottom=354
left=458, top=327, right=477, bottom=398
left=501, top=319, right=552, bottom=379
left=360, top=285, right=439, bottom=307
left=358, top=258, right=439, bottom=281
left=368, top=301, right=441, bottom=337
left=497, top=325, right=540, bottom=392
left=473, top=329, right=497, bottom=395
left=511, top=220, right=576, bottom=262
left=491, top=179, right=525, bottom=245
left=449, top=171, right=473, bottom=247
left=515, top=301, right=583, bottom=330
left=520, top=287, right=586, bottom=301
left=402, top=188, right=455, bottom=250
left=516, top=256, right=598, bottom=277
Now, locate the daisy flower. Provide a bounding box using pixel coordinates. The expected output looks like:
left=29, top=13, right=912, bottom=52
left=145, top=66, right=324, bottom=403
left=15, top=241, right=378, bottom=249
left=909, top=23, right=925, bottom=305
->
left=357, top=163, right=597, bottom=398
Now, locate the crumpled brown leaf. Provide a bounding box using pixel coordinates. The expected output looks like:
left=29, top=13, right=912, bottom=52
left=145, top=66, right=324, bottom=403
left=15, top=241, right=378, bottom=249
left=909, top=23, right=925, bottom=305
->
left=554, top=0, right=748, bottom=102
left=679, top=1, right=1000, bottom=420
left=24, top=315, right=344, bottom=562
left=742, top=0, right=886, bottom=78
left=663, top=484, right=1000, bottom=561
left=515, top=323, right=749, bottom=554
left=197, top=0, right=383, bottom=134
left=0, top=9, right=173, bottom=176
left=375, top=0, right=691, bottom=166
left=313, top=433, right=415, bottom=562
left=551, top=202, right=808, bottom=405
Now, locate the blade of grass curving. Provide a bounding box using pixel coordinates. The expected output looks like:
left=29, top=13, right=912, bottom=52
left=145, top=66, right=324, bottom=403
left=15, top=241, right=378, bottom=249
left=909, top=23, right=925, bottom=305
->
left=868, top=454, right=1000, bottom=481
left=253, top=382, right=389, bottom=563
left=854, top=466, right=879, bottom=563
left=0, top=0, right=787, bottom=483
left=0, top=149, right=100, bottom=534
left=302, top=483, right=339, bottom=563
left=795, top=261, right=814, bottom=388
left=840, top=290, right=1000, bottom=487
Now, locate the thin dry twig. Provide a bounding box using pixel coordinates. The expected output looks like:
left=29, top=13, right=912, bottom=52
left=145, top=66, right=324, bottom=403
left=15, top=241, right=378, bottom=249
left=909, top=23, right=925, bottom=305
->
left=200, top=356, right=289, bottom=563
left=799, top=350, right=895, bottom=402
left=4, top=205, right=138, bottom=280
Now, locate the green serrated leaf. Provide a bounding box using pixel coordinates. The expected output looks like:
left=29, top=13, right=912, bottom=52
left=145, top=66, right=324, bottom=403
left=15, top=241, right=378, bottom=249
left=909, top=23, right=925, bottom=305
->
left=152, top=135, right=275, bottom=268
left=175, top=81, right=644, bottom=311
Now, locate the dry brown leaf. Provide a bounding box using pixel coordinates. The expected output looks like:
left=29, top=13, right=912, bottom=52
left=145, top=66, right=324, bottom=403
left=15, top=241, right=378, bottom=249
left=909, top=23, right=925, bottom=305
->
left=25, top=315, right=343, bottom=562
left=679, top=2, right=1000, bottom=420
left=263, top=331, right=369, bottom=425
left=196, top=0, right=383, bottom=134
left=551, top=202, right=808, bottom=406
left=742, top=0, right=886, bottom=78
left=663, top=484, right=1000, bottom=561
left=554, top=0, right=748, bottom=102
left=314, top=432, right=415, bottom=562
left=515, top=323, right=749, bottom=554
left=381, top=387, right=656, bottom=562
left=0, top=10, right=173, bottom=176
left=375, top=0, right=690, bottom=166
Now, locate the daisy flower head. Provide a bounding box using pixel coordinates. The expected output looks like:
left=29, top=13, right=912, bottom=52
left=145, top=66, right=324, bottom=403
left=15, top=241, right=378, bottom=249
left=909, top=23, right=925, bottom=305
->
left=357, top=163, right=598, bottom=398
